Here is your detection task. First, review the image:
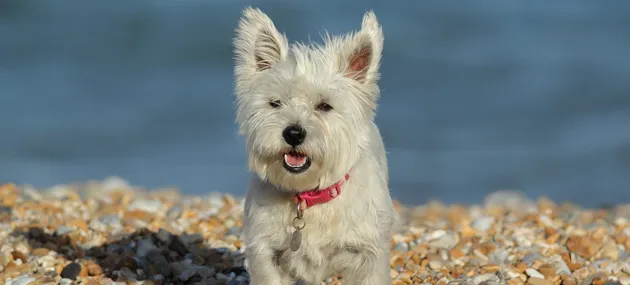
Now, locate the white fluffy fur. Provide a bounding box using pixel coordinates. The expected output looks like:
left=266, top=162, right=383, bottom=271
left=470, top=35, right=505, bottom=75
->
left=233, top=7, right=396, bottom=285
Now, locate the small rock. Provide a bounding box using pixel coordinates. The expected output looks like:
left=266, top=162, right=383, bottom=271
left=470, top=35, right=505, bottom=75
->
left=59, top=278, right=73, bottom=285
left=429, top=260, right=443, bottom=270
left=100, top=214, right=122, bottom=227
left=179, top=233, right=204, bottom=245
left=525, top=268, right=545, bottom=279
left=128, top=199, right=163, bottom=214
left=489, top=250, right=509, bottom=265
left=136, top=238, right=157, bottom=257
left=55, top=226, right=76, bottom=236
left=2, top=251, right=14, bottom=266
left=167, top=206, right=182, bottom=219
left=179, top=269, right=198, bottom=281
left=156, top=228, right=172, bottom=243
left=87, top=263, right=103, bottom=276
left=145, top=250, right=171, bottom=277
left=473, top=273, right=499, bottom=284
left=472, top=216, right=495, bottom=232
left=527, top=277, right=552, bottom=285
left=31, top=248, right=50, bottom=257
left=6, top=275, right=36, bottom=285
left=598, top=240, right=619, bottom=260
left=11, top=251, right=27, bottom=262
left=567, top=235, right=598, bottom=259
left=393, top=242, right=409, bottom=252
left=521, top=253, right=540, bottom=266
left=428, top=232, right=458, bottom=249
left=549, top=257, right=571, bottom=275
left=60, top=262, right=82, bottom=280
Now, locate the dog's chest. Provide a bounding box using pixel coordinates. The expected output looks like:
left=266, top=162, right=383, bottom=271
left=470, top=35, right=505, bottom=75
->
left=273, top=203, right=362, bottom=278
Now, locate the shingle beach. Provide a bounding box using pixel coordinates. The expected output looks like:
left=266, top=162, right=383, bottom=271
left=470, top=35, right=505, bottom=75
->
left=1, top=177, right=629, bottom=285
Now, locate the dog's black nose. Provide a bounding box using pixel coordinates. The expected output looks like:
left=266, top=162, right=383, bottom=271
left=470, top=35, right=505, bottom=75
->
left=282, top=124, right=306, bottom=146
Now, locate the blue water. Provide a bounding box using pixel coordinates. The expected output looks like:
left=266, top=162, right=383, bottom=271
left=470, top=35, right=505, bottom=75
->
left=1, top=0, right=630, bottom=207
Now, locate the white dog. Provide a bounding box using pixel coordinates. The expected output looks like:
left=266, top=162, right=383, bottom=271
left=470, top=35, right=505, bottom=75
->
left=233, top=7, right=396, bottom=285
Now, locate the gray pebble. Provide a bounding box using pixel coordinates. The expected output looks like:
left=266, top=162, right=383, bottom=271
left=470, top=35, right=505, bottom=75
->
left=489, top=250, right=509, bottom=265
left=179, top=269, right=198, bottom=281
left=167, top=206, right=183, bottom=219
left=471, top=216, right=494, bottom=232
left=393, top=242, right=409, bottom=252
left=146, top=250, right=172, bottom=277
left=525, top=268, right=545, bottom=279
left=428, top=233, right=458, bottom=249
left=227, top=279, right=248, bottom=285
left=6, top=275, right=36, bottom=285
left=136, top=238, right=157, bottom=257
left=472, top=273, right=499, bottom=284
left=156, top=228, right=172, bottom=243
left=59, top=278, right=73, bottom=285
left=0, top=206, right=12, bottom=216
left=100, top=214, right=122, bottom=227
left=128, top=199, right=163, bottom=213
left=551, top=259, right=571, bottom=275
left=521, top=252, right=540, bottom=266
left=227, top=227, right=242, bottom=237
left=55, top=226, right=76, bottom=236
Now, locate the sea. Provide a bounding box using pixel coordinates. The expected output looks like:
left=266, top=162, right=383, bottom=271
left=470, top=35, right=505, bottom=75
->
left=1, top=0, right=630, bottom=207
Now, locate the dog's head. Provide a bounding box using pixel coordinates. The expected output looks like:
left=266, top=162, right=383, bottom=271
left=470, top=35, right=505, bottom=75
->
left=233, top=7, right=384, bottom=192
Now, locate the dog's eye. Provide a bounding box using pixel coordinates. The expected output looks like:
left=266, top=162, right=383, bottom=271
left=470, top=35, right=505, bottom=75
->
left=269, top=100, right=282, bottom=108
left=316, top=102, right=333, bottom=112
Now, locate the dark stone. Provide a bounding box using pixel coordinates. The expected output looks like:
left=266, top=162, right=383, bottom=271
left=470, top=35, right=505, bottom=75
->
left=146, top=249, right=172, bottom=277
left=60, top=262, right=82, bottom=280
left=227, top=266, right=247, bottom=275
left=170, top=236, right=189, bottom=255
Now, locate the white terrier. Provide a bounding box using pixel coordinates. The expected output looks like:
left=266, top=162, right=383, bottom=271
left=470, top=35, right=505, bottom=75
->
left=233, top=7, right=396, bottom=285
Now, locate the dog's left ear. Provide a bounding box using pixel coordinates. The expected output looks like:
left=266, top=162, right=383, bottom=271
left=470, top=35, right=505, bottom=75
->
left=233, top=7, right=289, bottom=82
left=337, top=11, right=383, bottom=85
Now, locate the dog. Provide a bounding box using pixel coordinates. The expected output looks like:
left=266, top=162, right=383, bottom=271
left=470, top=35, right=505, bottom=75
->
left=233, top=7, right=396, bottom=285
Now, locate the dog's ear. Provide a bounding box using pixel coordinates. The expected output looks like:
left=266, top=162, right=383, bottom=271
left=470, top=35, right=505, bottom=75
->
left=234, top=7, right=289, bottom=80
left=336, top=11, right=383, bottom=85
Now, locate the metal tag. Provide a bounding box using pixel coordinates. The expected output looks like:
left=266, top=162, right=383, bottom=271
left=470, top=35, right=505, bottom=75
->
left=290, top=229, right=302, bottom=251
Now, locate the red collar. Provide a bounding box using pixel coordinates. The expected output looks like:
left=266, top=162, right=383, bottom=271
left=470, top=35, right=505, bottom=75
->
left=294, top=173, right=350, bottom=210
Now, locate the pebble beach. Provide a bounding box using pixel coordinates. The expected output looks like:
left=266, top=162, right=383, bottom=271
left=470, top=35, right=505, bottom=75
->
left=1, top=177, right=629, bottom=285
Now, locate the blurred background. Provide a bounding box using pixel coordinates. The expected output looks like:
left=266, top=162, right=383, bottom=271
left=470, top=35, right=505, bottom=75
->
left=1, top=0, right=629, bottom=207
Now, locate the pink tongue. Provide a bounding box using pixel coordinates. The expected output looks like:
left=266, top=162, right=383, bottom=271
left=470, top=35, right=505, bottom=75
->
left=286, top=154, right=306, bottom=166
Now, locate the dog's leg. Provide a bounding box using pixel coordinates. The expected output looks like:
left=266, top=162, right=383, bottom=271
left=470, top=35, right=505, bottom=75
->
left=339, top=247, right=391, bottom=285
left=246, top=246, right=293, bottom=285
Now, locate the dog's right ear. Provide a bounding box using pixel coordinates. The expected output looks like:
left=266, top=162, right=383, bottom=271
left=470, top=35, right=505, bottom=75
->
left=234, top=7, right=289, bottom=81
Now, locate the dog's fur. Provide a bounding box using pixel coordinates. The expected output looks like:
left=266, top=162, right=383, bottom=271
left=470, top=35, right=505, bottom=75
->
left=233, top=7, right=396, bottom=285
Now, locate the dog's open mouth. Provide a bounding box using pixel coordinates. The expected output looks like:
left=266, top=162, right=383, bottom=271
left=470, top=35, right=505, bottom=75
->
left=283, top=150, right=311, bottom=173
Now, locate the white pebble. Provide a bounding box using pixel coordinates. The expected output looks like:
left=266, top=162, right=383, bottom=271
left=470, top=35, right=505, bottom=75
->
left=6, top=275, right=36, bottom=285
left=525, top=268, right=545, bottom=279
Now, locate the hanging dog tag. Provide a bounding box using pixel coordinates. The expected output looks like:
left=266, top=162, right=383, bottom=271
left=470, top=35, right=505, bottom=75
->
left=290, top=229, right=302, bottom=251
left=290, top=200, right=306, bottom=252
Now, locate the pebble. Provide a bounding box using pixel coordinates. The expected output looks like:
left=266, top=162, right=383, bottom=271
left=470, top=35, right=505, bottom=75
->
left=128, top=199, right=163, bottom=214
left=526, top=268, right=545, bottom=279
left=60, top=262, right=82, bottom=280
left=5, top=275, right=36, bottom=285
left=393, top=242, right=409, bottom=252
left=527, top=277, right=553, bottom=285
left=472, top=216, right=495, bottom=232
left=1, top=179, right=629, bottom=285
